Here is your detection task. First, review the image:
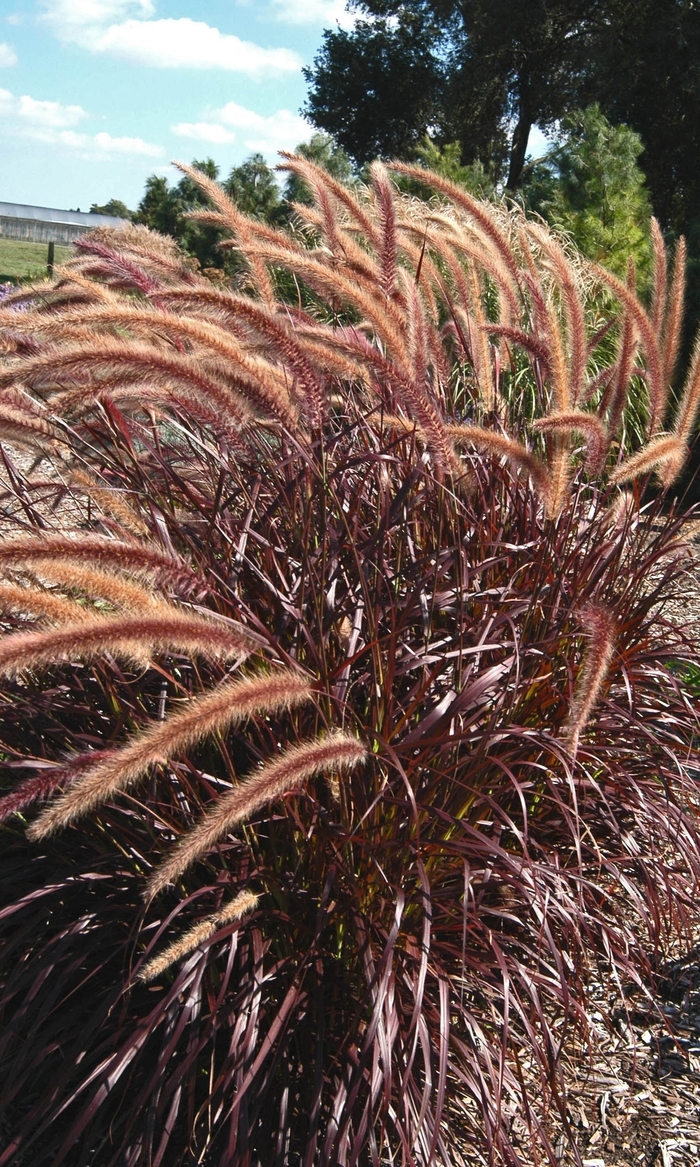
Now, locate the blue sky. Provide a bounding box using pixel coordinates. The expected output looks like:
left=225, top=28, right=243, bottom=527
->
left=0, top=1, right=549, bottom=213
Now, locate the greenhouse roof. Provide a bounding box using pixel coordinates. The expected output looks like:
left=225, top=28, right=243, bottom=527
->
left=0, top=201, right=126, bottom=229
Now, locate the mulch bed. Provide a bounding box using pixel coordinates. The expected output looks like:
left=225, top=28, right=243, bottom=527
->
left=563, top=956, right=700, bottom=1167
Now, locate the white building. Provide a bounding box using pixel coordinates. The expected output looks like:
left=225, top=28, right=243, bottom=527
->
left=0, top=201, right=127, bottom=246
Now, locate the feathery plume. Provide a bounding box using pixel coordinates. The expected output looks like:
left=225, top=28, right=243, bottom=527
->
left=672, top=327, right=700, bottom=449
left=0, top=402, right=58, bottom=448
left=199, top=294, right=326, bottom=428
left=230, top=244, right=416, bottom=383
left=4, top=341, right=251, bottom=433
left=564, top=603, right=617, bottom=756
left=446, top=424, right=551, bottom=502
left=482, top=324, right=551, bottom=374
left=325, top=326, right=457, bottom=473
left=459, top=267, right=497, bottom=410
left=0, top=750, right=115, bottom=823
left=526, top=222, right=586, bottom=405
left=173, top=162, right=276, bottom=304
left=546, top=438, right=574, bottom=519
left=146, top=733, right=366, bottom=898
left=19, top=560, right=160, bottom=612
left=544, top=298, right=571, bottom=415
left=69, top=238, right=164, bottom=298
left=70, top=470, right=149, bottom=537
left=40, top=307, right=299, bottom=429
left=0, top=581, right=88, bottom=625
left=593, top=264, right=663, bottom=434
left=0, top=609, right=257, bottom=677
left=610, top=434, right=686, bottom=486
left=371, top=162, right=398, bottom=298
left=57, top=382, right=246, bottom=446
left=388, top=162, right=519, bottom=282
left=137, top=890, right=258, bottom=982
left=650, top=217, right=668, bottom=337
left=602, top=259, right=639, bottom=438
left=604, top=490, right=636, bottom=533
left=531, top=412, right=608, bottom=474
left=393, top=225, right=441, bottom=321
left=28, top=669, right=313, bottom=838
left=401, top=270, right=430, bottom=391
left=0, top=535, right=186, bottom=579
left=278, top=152, right=380, bottom=247
left=661, top=235, right=687, bottom=394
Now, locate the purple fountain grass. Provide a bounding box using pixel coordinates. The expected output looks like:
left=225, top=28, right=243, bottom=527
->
left=1, top=340, right=253, bottom=433
left=10, top=560, right=162, bottom=611
left=526, top=223, right=588, bottom=406
left=0, top=581, right=88, bottom=625
left=531, top=410, right=608, bottom=473
left=661, top=236, right=687, bottom=390
left=0, top=750, right=118, bottom=824
left=564, top=602, right=618, bottom=756
left=69, top=469, right=149, bottom=538
left=52, top=308, right=301, bottom=429
left=279, top=151, right=380, bottom=248
left=27, top=668, right=313, bottom=838
left=650, top=217, right=668, bottom=337
left=389, top=160, right=520, bottom=282
left=0, top=533, right=186, bottom=577
left=174, top=162, right=277, bottom=304
left=610, top=433, right=687, bottom=485
left=0, top=607, right=259, bottom=678
left=672, top=329, right=700, bottom=450
left=593, top=263, right=666, bottom=433
left=146, top=733, right=366, bottom=899
left=137, top=889, right=259, bottom=983
left=0, top=398, right=59, bottom=448
left=1, top=158, right=700, bottom=1167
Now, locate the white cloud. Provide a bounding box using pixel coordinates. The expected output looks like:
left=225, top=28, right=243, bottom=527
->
left=89, top=20, right=300, bottom=73
left=92, top=131, right=163, bottom=155
left=270, top=0, right=356, bottom=28
left=0, top=87, right=87, bottom=128
left=172, top=102, right=311, bottom=158
left=42, top=1, right=302, bottom=76
left=0, top=42, right=18, bottom=67
left=0, top=86, right=163, bottom=158
left=42, top=0, right=155, bottom=31
left=172, top=122, right=238, bottom=146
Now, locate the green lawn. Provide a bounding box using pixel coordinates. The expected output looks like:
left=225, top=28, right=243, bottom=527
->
left=0, top=237, right=73, bottom=284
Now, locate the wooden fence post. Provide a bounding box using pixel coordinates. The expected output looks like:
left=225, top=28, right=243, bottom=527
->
left=47, top=241, right=55, bottom=278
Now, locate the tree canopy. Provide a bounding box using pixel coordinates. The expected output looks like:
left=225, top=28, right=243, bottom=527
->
left=304, top=0, right=700, bottom=227
left=586, top=0, right=700, bottom=241
left=131, top=137, right=355, bottom=276
left=89, top=198, right=134, bottom=220
left=304, top=0, right=599, bottom=188
left=523, top=106, right=652, bottom=281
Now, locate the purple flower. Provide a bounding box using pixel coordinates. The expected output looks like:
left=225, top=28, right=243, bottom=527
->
left=0, top=282, right=28, bottom=311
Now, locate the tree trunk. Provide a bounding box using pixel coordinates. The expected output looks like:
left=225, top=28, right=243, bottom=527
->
left=506, top=107, right=532, bottom=190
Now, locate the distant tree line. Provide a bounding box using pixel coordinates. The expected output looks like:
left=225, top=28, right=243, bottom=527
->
left=94, top=112, right=653, bottom=291
left=89, top=0, right=700, bottom=323
left=91, top=135, right=353, bottom=277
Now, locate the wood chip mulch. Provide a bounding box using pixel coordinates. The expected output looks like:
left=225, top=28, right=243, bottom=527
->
left=561, top=955, right=700, bottom=1167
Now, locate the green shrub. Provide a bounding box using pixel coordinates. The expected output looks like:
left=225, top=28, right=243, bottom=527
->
left=523, top=105, right=653, bottom=284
